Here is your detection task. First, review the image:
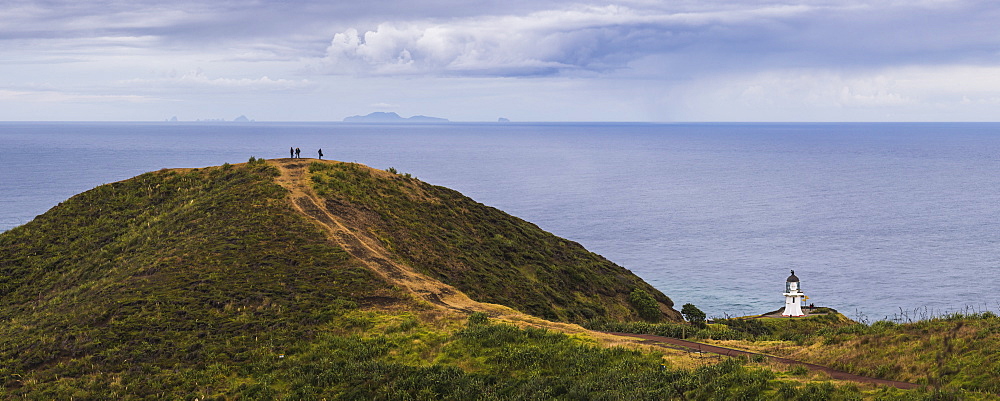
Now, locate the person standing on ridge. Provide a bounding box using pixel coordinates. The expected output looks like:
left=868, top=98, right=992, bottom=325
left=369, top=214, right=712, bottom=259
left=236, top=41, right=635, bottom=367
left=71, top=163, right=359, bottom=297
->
left=290, top=147, right=294, bottom=158
left=295, top=147, right=301, bottom=158
left=318, top=149, right=323, bottom=160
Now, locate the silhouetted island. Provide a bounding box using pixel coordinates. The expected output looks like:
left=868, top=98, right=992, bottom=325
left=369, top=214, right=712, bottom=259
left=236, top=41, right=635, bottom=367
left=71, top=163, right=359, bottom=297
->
left=343, top=112, right=449, bottom=123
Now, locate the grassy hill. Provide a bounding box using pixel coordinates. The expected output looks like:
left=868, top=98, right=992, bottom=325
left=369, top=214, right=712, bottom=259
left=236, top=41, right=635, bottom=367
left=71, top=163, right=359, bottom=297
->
left=0, top=159, right=684, bottom=397
left=0, top=158, right=968, bottom=399
left=0, top=160, right=405, bottom=397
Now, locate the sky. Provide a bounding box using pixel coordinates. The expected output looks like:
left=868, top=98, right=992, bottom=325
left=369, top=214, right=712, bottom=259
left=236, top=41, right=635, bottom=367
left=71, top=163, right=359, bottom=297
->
left=2, top=0, right=1000, bottom=122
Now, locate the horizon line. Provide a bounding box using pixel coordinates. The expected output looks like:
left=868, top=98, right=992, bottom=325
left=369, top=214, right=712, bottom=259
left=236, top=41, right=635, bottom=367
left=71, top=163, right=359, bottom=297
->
left=3, top=120, right=1000, bottom=124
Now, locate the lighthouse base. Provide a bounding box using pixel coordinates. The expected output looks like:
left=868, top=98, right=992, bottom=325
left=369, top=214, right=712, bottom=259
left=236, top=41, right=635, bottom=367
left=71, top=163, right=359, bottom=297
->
left=782, top=293, right=805, bottom=317
left=781, top=305, right=804, bottom=317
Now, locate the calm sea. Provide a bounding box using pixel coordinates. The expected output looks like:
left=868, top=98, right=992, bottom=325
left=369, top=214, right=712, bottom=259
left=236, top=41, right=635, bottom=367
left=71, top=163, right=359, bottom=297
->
left=2, top=122, right=999, bottom=321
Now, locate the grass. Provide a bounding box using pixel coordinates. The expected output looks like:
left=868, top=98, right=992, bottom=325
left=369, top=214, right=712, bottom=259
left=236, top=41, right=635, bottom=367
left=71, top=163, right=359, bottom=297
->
left=751, top=312, right=1000, bottom=394
left=702, top=312, right=1000, bottom=397
left=586, top=311, right=856, bottom=342
left=307, top=161, right=679, bottom=323
left=595, top=308, right=1000, bottom=398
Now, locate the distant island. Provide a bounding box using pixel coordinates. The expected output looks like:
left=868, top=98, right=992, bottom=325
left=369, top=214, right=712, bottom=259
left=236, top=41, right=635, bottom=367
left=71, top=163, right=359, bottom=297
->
left=343, top=112, right=449, bottom=123
left=164, top=115, right=254, bottom=122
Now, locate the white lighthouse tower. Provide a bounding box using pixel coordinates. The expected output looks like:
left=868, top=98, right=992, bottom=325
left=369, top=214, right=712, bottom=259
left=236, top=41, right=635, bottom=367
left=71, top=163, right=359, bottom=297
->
left=781, top=270, right=806, bottom=317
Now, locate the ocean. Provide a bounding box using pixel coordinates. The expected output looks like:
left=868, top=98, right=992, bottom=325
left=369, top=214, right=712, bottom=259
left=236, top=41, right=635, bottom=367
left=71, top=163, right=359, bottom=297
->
left=2, top=121, right=998, bottom=321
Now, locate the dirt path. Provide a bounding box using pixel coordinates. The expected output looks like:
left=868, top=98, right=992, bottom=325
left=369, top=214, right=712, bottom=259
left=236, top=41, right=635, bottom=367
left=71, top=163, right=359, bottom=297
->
left=606, top=332, right=921, bottom=390
left=269, top=159, right=606, bottom=336
left=273, top=159, right=498, bottom=313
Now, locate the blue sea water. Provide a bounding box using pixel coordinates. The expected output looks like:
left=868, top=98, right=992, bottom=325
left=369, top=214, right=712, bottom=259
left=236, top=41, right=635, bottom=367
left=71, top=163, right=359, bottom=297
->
left=2, top=121, right=999, bottom=321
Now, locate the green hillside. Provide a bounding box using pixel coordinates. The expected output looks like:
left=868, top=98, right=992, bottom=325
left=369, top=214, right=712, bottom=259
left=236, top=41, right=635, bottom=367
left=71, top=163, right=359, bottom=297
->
left=306, top=161, right=679, bottom=323
left=0, top=161, right=406, bottom=396
left=0, top=159, right=678, bottom=397
left=0, top=159, right=957, bottom=399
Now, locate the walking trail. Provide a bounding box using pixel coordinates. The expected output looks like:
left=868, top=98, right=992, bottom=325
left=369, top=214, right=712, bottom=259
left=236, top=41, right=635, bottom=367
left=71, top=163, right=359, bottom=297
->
left=271, top=159, right=595, bottom=335
left=270, top=158, right=922, bottom=392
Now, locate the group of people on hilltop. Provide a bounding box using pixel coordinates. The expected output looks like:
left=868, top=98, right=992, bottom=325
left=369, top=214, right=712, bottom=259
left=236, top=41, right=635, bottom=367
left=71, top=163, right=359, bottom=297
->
left=289, top=147, right=323, bottom=159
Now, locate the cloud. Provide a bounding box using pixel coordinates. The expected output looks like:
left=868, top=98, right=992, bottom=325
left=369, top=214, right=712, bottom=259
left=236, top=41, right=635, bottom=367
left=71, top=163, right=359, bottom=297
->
left=318, top=1, right=1000, bottom=78
left=653, top=64, right=1000, bottom=121
left=320, top=5, right=719, bottom=76
left=8, top=1, right=1000, bottom=77
left=324, top=7, right=664, bottom=76
left=0, top=0, right=567, bottom=57
left=839, top=86, right=911, bottom=107
left=736, top=70, right=913, bottom=108
left=0, top=89, right=153, bottom=103
left=122, top=70, right=316, bottom=92
left=4, top=0, right=1000, bottom=121
left=0, top=1, right=204, bottom=43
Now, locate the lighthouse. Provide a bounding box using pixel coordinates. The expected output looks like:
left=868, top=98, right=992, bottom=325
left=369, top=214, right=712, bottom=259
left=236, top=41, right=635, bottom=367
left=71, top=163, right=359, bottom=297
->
left=781, top=270, right=806, bottom=317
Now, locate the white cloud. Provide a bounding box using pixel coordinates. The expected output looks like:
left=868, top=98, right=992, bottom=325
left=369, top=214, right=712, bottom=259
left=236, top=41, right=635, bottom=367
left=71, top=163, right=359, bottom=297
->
left=0, top=89, right=153, bottom=103
left=658, top=65, right=1000, bottom=121
left=319, top=4, right=804, bottom=76
left=838, top=86, right=911, bottom=107
left=122, top=70, right=316, bottom=92
left=317, top=1, right=1000, bottom=79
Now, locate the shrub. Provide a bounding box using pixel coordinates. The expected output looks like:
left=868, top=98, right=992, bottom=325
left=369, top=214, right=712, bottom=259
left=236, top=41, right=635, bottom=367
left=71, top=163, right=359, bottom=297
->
left=467, top=312, right=489, bottom=326
left=681, top=303, right=707, bottom=329
left=718, top=318, right=772, bottom=337
left=788, top=364, right=809, bottom=376
left=629, top=289, right=662, bottom=322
